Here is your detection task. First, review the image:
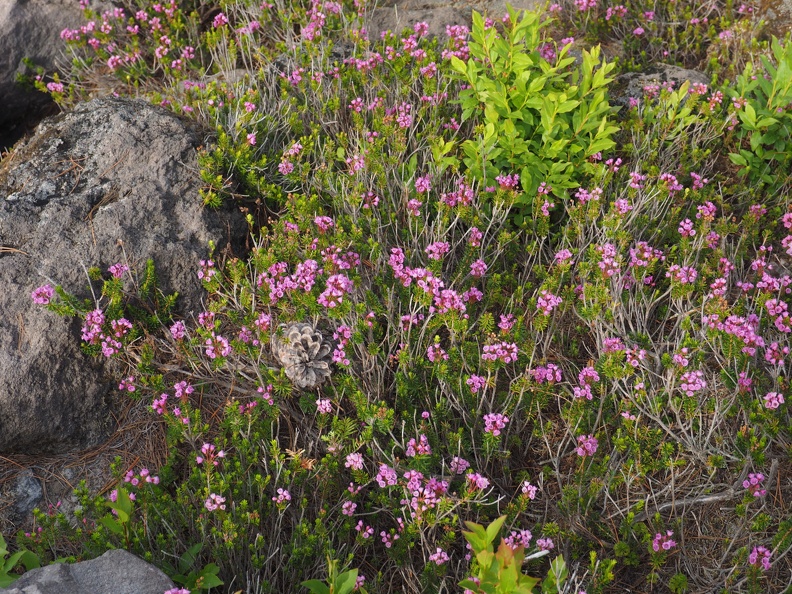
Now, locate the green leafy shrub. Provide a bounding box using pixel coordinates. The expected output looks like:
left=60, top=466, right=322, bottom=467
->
left=450, top=8, right=618, bottom=225
left=729, top=37, right=792, bottom=196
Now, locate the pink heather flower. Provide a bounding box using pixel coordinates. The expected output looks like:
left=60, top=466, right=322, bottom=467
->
left=345, top=452, right=364, bottom=471
left=314, top=215, right=334, bottom=231
left=749, top=546, right=772, bottom=570
left=763, top=392, right=784, bottom=409
left=342, top=501, right=357, bottom=516
left=406, top=434, right=432, bottom=457
left=470, top=259, right=488, bottom=277
left=678, top=218, right=696, bottom=237
left=425, top=241, right=450, bottom=260
left=316, top=399, right=332, bottom=414
left=170, top=320, right=186, bottom=340
left=108, top=263, right=129, bottom=278
left=666, top=265, right=698, bottom=285
left=415, top=176, right=431, bottom=194
left=213, top=12, right=228, bottom=27
left=376, top=464, right=398, bottom=487
left=272, top=488, right=291, bottom=505
left=46, top=81, right=65, bottom=93
left=449, top=456, right=470, bottom=474
left=198, top=259, right=215, bottom=281
left=380, top=531, right=399, bottom=548
left=466, top=472, right=490, bottom=490
left=555, top=249, right=573, bottom=263
left=483, top=413, right=509, bottom=436
left=165, top=589, right=191, bottom=594
left=504, top=530, right=533, bottom=551
left=427, top=344, right=448, bottom=362
left=537, top=537, right=555, bottom=551
left=743, top=473, right=766, bottom=497
left=204, top=493, right=226, bottom=511
left=498, top=314, right=515, bottom=332
left=633, top=26, right=645, bottom=35
left=537, top=290, right=562, bottom=315
left=679, top=370, right=706, bottom=396
left=278, top=160, right=294, bottom=175
left=467, top=375, right=487, bottom=393
left=205, top=333, right=231, bottom=359
left=495, top=173, right=520, bottom=189
left=429, top=548, right=449, bottom=565
left=482, top=341, right=519, bottom=364
left=652, top=530, right=677, bottom=552
left=118, top=376, right=136, bottom=392
left=614, top=198, right=632, bottom=214
left=468, top=227, right=483, bottom=247
left=407, top=199, right=422, bottom=216
left=247, top=132, right=256, bottom=146
left=531, top=364, right=562, bottom=384
left=521, top=481, right=538, bottom=499
left=576, top=435, right=598, bottom=457
left=31, top=285, right=55, bottom=305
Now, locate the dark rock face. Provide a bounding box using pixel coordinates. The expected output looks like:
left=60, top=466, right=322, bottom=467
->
left=0, top=549, right=175, bottom=594
left=0, top=97, right=246, bottom=455
left=0, top=0, right=91, bottom=149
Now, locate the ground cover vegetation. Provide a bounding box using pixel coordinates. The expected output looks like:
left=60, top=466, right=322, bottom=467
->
left=5, top=0, right=792, bottom=591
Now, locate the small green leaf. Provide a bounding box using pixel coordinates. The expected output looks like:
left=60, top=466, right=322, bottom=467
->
left=301, top=579, right=331, bottom=594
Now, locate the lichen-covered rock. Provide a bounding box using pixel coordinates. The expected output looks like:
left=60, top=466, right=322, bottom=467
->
left=0, top=96, right=245, bottom=455
left=0, top=549, right=175, bottom=594
left=272, top=323, right=334, bottom=389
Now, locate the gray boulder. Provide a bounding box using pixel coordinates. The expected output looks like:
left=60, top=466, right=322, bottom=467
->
left=366, top=0, right=543, bottom=39
left=0, top=549, right=175, bottom=594
left=0, top=0, right=90, bottom=148
left=611, top=63, right=710, bottom=108
left=0, top=96, right=245, bottom=455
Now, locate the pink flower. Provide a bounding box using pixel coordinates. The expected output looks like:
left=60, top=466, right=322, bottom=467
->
left=429, top=548, right=449, bottom=565
left=316, top=399, right=332, bottom=414
left=483, top=413, right=509, bottom=436
left=204, top=493, right=226, bottom=511
left=652, top=530, right=676, bottom=552
left=425, top=241, right=450, bottom=260
left=521, top=481, right=538, bottom=499
left=749, top=546, right=772, bottom=570
left=345, top=452, right=364, bottom=470
left=763, top=392, right=785, bottom=409
left=449, top=456, right=470, bottom=474
left=470, top=259, right=488, bottom=277
left=108, top=263, right=129, bottom=278
left=31, top=285, right=55, bottom=305
left=272, top=488, right=291, bottom=505
left=247, top=132, right=256, bottom=146
left=407, top=199, right=422, bottom=216
left=743, top=473, right=766, bottom=497
left=576, top=435, right=598, bottom=457
left=466, top=472, right=490, bottom=490
left=415, top=176, right=431, bottom=194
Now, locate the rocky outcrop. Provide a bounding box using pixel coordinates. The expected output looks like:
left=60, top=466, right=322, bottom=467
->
left=366, top=0, right=542, bottom=39
left=0, top=0, right=92, bottom=149
left=611, top=63, right=710, bottom=108
left=0, top=549, right=175, bottom=594
left=0, top=97, right=246, bottom=455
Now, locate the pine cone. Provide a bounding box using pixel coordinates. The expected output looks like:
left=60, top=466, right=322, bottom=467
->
left=271, top=323, right=333, bottom=389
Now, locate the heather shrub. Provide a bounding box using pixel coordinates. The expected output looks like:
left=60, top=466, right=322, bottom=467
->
left=10, top=0, right=792, bottom=593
